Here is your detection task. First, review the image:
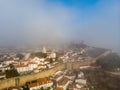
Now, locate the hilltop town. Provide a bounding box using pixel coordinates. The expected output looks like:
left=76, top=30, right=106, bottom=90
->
left=0, top=43, right=89, bottom=78
left=0, top=44, right=120, bottom=90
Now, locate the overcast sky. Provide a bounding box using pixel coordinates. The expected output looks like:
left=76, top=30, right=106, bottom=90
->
left=0, top=0, right=119, bottom=52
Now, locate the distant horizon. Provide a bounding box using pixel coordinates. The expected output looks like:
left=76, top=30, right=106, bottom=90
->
left=0, top=41, right=119, bottom=54
left=0, top=0, right=119, bottom=54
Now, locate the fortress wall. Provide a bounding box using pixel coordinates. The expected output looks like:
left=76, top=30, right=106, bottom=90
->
left=19, top=63, right=65, bottom=85
left=0, top=63, right=65, bottom=89
left=0, top=62, right=90, bottom=89
left=0, top=78, right=16, bottom=89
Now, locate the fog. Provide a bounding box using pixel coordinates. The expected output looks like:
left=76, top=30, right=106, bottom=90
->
left=0, top=0, right=119, bottom=53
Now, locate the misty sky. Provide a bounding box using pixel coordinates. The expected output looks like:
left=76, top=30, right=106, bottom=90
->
left=0, top=0, right=120, bottom=52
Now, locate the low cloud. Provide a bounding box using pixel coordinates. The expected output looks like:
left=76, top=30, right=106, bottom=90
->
left=0, top=0, right=74, bottom=46
left=0, top=0, right=119, bottom=53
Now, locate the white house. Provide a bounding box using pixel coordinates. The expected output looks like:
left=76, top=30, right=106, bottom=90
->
left=50, top=52, right=56, bottom=59
left=78, top=72, right=84, bottom=78
left=79, top=66, right=90, bottom=69
left=20, top=60, right=29, bottom=65
left=54, top=74, right=63, bottom=82
left=47, top=51, right=56, bottom=59
left=44, top=60, right=50, bottom=64
left=28, top=62, right=38, bottom=71
left=4, top=60, right=14, bottom=65
left=31, top=57, right=45, bottom=64
left=38, top=64, right=46, bottom=69
left=31, top=57, right=39, bottom=61
left=57, top=77, right=71, bottom=90
left=0, top=63, right=2, bottom=68
left=75, top=84, right=84, bottom=89
left=1, top=66, right=10, bottom=72
left=55, top=71, right=64, bottom=76
left=0, top=72, right=5, bottom=79
left=75, top=79, right=87, bottom=85
left=39, top=58, right=45, bottom=62
left=28, top=78, right=53, bottom=90
left=16, top=64, right=28, bottom=73
left=65, top=72, right=76, bottom=80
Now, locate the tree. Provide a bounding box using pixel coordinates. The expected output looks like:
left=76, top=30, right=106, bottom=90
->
left=6, top=64, right=19, bottom=78
left=9, top=64, right=15, bottom=69
left=46, top=87, right=51, bottom=90
left=40, top=87, right=44, bottom=90
left=50, top=58, right=53, bottom=63
left=32, top=52, right=47, bottom=58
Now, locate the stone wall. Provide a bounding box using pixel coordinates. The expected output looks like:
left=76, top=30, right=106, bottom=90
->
left=0, top=63, right=65, bottom=89
left=0, top=62, right=90, bottom=89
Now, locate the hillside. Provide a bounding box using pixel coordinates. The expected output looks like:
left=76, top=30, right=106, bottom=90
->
left=95, top=53, right=120, bottom=71
left=83, top=69, right=120, bottom=90
left=86, top=47, right=107, bottom=57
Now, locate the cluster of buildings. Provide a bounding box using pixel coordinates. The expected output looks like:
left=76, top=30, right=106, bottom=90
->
left=0, top=46, right=91, bottom=81
left=28, top=78, right=53, bottom=90
left=0, top=46, right=92, bottom=90
left=0, top=47, right=58, bottom=79
left=60, top=48, right=92, bottom=63
left=22, top=69, right=88, bottom=90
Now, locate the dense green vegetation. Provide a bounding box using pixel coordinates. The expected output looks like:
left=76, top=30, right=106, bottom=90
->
left=83, top=53, right=120, bottom=90
left=87, top=47, right=107, bottom=57
left=6, top=64, right=19, bottom=78
left=50, top=58, right=53, bottom=63
left=95, top=53, right=120, bottom=71
left=31, top=52, right=47, bottom=58
left=83, top=69, right=120, bottom=90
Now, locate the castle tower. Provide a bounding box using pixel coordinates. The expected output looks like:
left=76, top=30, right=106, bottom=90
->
left=42, top=47, right=46, bottom=53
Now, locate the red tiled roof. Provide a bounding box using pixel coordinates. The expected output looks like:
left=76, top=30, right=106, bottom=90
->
left=38, top=64, right=44, bottom=66
left=16, top=64, right=28, bottom=68
left=28, top=61, right=38, bottom=64
left=28, top=83, right=37, bottom=88
left=28, top=78, right=53, bottom=88
left=55, top=87, right=64, bottom=90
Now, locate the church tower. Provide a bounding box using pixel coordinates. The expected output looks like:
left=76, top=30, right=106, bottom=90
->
left=42, top=47, right=47, bottom=53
